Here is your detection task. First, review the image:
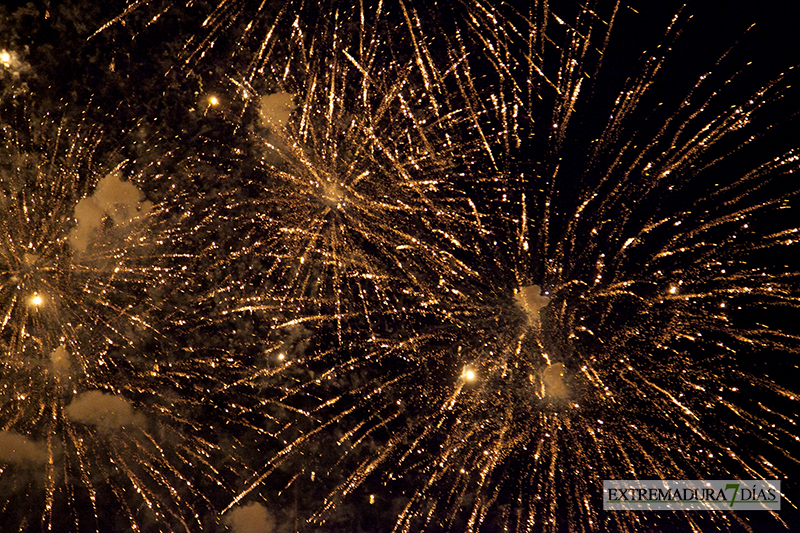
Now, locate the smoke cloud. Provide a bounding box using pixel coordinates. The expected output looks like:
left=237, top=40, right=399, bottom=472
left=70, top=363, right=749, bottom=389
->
left=65, top=390, right=144, bottom=430
left=259, top=92, right=295, bottom=131
left=68, top=172, right=152, bottom=254
left=0, top=431, right=48, bottom=464
left=514, top=285, right=550, bottom=326
left=223, top=502, right=275, bottom=533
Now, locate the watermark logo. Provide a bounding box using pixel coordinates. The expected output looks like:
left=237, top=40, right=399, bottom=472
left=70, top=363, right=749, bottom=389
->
left=603, top=480, right=781, bottom=511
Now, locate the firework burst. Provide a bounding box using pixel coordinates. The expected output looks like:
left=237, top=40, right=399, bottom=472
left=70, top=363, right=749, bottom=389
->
left=186, top=0, right=498, bottom=344
left=94, top=0, right=800, bottom=530
left=0, top=109, right=246, bottom=532
left=210, top=1, right=800, bottom=532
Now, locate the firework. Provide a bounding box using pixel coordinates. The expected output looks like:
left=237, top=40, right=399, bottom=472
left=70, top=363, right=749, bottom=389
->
left=95, top=0, right=800, bottom=530
left=0, top=109, right=246, bottom=532
left=210, top=2, right=800, bottom=532
left=186, top=0, right=496, bottom=343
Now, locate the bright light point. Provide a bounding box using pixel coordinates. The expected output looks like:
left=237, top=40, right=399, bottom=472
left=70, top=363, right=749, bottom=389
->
left=208, top=96, right=219, bottom=106
left=278, top=353, right=285, bottom=361
left=669, top=286, right=678, bottom=294
left=31, top=294, right=43, bottom=306
left=463, top=369, right=476, bottom=381
left=369, top=494, right=375, bottom=504
left=0, top=50, right=11, bottom=67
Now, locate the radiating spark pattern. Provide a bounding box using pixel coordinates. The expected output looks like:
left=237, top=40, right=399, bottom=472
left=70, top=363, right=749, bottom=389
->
left=0, top=112, right=244, bottom=532
left=195, top=1, right=491, bottom=341
left=199, top=1, right=800, bottom=532
left=87, top=0, right=800, bottom=531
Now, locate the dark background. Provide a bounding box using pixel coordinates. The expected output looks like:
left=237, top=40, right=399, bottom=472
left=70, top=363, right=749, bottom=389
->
left=1, top=1, right=799, bottom=532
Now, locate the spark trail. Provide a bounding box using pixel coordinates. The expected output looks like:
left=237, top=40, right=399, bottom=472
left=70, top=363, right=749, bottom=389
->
left=102, top=0, right=800, bottom=531
left=0, top=110, right=245, bottom=532
left=215, top=2, right=800, bottom=532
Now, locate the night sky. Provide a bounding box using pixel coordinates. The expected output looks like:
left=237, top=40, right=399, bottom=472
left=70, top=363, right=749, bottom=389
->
left=1, top=1, right=800, bottom=532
